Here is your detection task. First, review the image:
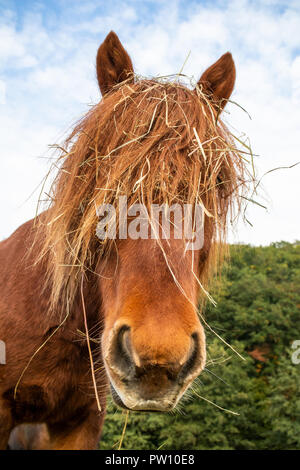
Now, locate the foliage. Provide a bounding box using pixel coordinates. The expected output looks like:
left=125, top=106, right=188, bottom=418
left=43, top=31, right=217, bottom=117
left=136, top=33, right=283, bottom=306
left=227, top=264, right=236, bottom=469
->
left=100, top=241, right=300, bottom=450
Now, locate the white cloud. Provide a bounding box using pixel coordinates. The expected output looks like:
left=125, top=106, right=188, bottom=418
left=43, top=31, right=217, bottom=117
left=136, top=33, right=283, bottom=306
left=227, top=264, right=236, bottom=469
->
left=0, top=80, right=5, bottom=104
left=291, top=56, right=300, bottom=103
left=0, top=0, right=299, bottom=245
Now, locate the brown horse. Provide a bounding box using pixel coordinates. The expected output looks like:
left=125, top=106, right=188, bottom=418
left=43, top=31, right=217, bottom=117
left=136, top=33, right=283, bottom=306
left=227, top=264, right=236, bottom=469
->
left=0, top=31, right=247, bottom=450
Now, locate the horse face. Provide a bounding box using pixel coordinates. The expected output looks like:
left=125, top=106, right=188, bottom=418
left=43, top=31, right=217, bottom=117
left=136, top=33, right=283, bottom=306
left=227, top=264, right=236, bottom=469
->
left=99, top=236, right=206, bottom=411
left=93, top=31, right=236, bottom=411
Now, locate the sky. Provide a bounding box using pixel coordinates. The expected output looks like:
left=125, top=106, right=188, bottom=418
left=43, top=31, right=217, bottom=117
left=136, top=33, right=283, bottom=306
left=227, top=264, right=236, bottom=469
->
left=0, top=0, right=299, bottom=245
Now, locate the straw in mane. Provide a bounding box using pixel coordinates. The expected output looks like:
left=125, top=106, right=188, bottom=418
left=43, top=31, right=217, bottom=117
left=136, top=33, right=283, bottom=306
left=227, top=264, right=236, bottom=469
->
left=37, top=56, right=247, bottom=315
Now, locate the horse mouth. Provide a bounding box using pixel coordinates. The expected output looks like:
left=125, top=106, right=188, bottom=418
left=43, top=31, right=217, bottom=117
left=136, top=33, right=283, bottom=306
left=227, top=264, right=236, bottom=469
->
left=109, top=383, right=174, bottom=412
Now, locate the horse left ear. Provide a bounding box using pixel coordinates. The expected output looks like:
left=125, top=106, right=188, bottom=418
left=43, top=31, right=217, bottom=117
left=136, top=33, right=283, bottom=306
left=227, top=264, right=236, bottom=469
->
left=96, top=31, right=134, bottom=96
left=197, top=52, right=236, bottom=111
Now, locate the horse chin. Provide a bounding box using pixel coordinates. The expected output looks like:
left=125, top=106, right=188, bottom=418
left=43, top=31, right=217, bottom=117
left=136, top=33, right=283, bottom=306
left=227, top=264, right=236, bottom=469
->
left=110, top=383, right=132, bottom=410
left=109, top=383, right=176, bottom=413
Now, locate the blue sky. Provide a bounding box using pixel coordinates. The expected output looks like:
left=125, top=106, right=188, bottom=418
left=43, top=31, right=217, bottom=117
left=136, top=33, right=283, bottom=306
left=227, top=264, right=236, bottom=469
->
left=0, top=0, right=299, bottom=244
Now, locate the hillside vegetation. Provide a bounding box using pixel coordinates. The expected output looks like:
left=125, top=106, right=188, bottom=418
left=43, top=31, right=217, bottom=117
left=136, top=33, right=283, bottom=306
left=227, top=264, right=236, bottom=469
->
left=100, top=242, right=300, bottom=450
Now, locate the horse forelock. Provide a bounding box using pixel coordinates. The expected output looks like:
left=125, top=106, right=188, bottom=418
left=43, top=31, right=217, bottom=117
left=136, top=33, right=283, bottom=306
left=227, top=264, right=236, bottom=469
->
left=35, top=78, right=249, bottom=312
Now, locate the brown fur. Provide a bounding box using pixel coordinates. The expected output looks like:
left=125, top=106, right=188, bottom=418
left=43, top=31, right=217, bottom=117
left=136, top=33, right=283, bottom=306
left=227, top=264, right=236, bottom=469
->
left=0, top=32, right=247, bottom=449
left=96, top=31, right=134, bottom=95
left=0, top=221, right=106, bottom=449
left=199, top=52, right=236, bottom=110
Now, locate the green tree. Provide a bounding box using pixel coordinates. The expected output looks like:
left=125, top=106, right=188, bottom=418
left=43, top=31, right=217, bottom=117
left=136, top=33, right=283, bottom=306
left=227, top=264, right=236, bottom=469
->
left=100, top=242, right=300, bottom=450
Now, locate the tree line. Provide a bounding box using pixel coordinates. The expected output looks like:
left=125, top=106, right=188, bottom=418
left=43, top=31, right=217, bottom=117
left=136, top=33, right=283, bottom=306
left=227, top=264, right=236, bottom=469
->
left=100, top=241, right=300, bottom=450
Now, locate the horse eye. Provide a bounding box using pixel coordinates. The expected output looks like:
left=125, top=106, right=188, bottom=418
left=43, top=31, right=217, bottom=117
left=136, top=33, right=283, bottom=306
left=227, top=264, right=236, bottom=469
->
left=216, top=174, right=223, bottom=185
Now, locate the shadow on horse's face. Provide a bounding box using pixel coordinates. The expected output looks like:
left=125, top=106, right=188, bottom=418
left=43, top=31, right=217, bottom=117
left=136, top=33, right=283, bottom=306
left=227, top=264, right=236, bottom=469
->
left=99, top=236, right=206, bottom=412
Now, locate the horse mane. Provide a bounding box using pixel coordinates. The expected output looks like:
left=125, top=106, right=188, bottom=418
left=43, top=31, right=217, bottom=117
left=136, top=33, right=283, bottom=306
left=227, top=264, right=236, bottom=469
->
left=35, top=77, right=249, bottom=311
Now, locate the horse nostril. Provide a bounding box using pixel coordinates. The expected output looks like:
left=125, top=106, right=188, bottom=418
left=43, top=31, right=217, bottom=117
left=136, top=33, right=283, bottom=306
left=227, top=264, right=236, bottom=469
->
left=113, top=325, right=134, bottom=375
left=178, top=332, right=200, bottom=381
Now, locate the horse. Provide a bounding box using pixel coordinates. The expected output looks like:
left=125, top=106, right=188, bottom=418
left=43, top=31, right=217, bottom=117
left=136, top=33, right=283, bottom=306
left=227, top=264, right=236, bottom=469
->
left=0, top=31, right=247, bottom=450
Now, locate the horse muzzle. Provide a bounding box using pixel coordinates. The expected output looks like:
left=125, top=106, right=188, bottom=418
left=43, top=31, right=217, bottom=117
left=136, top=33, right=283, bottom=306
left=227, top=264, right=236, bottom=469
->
left=103, top=324, right=206, bottom=412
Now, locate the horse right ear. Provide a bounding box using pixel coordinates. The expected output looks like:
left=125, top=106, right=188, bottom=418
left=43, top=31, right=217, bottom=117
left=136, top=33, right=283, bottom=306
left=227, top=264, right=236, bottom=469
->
left=96, top=31, right=134, bottom=96
left=197, top=52, right=236, bottom=112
